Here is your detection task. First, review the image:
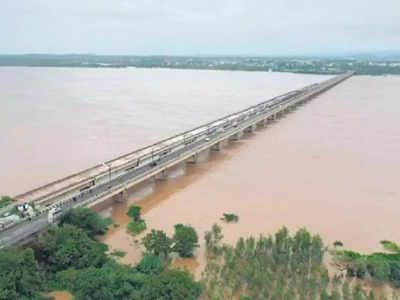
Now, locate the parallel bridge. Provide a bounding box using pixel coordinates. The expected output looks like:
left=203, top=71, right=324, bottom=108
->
left=0, top=72, right=353, bottom=248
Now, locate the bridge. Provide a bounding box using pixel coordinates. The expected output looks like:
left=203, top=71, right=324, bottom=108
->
left=0, top=72, right=353, bottom=248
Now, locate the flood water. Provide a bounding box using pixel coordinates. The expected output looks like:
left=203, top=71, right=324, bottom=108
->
left=0, top=67, right=327, bottom=196
left=98, top=75, right=400, bottom=285
left=2, top=68, right=400, bottom=296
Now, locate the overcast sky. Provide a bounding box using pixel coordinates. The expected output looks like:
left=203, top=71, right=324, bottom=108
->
left=2, top=0, right=400, bottom=55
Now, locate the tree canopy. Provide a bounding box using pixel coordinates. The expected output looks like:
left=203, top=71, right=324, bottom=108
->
left=59, top=207, right=110, bottom=238
left=135, top=254, right=164, bottom=275
left=172, top=224, right=199, bottom=258
left=50, top=262, right=146, bottom=300
left=0, top=248, right=44, bottom=300
left=142, top=229, right=172, bottom=257
left=36, top=224, right=108, bottom=272
left=127, top=205, right=142, bottom=222
left=140, top=269, right=202, bottom=300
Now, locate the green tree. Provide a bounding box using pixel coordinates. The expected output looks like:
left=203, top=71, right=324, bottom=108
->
left=127, top=205, right=142, bottom=222
left=140, top=269, right=202, bottom=300
left=0, top=248, right=44, bottom=300
left=60, top=207, right=110, bottom=238
left=172, top=224, right=199, bottom=258
left=142, top=229, right=172, bottom=257
left=136, top=254, right=164, bottom=275
left=50, top=261, right=146, bottom=300
left=205, top=224, right=224, bottom=256
left=37, top=224, right=108, bottom=272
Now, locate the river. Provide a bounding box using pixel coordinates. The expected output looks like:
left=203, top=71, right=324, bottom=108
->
left=0, top=67, right=327, bottom=196
left=97, top=75, right=400, bottom=293
left=2, top=68, right=399, bottom=296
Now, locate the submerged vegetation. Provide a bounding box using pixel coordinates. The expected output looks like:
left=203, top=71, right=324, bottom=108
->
left=333, top=240, right=400, bottom=287
left=202, top=225, right=391, bottom=300
left=172, top=224, right=199, bottom=258
left=142, top=224, right=199, bottom=259
left=1, top=206, right=399, bottom=299
left=127, top=205, right=147, bottom=235
left=222, top=213, right=239, bottom=223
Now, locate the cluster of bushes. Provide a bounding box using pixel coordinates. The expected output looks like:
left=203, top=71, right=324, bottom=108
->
left=0, top=207, right=202, bottom=300
left=143, top=223, right=199, bottom=258
left=202, top=225, right=381, bottom=300
left=127, top=205, right=147, bottom=235
left=222, top=213, right=239, bottom=223
left=334, top=240, right=400, bottom=287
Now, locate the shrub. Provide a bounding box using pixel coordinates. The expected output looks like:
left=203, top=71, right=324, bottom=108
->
left=142, top=229, right=172, bottom=257
left=127, top=220, right=147, bottom=235
left=127, top=206, right=142, bottom=222
left=222, top=213, right=239, bottom=223
left=333, top=240, right=344, bottom=247
left=172, top=224, right=199, bottom=258
left=380, top=240, right=400, bottom=253
left=110, top=249, right=126, bottom=258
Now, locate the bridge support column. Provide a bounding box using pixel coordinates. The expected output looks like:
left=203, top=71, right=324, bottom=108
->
left=115, top=186, right=128, bottom=202
left=257, top=119, right=266, bottom=128
left=186, top=153, right=198, bottom=164
left=229, top=130, right=243, bottom=141
left=244, top=124, right=256, bottom=133
left=211, top=142, right=221, bottom=151
left=155, top=169, right=168, bottom=181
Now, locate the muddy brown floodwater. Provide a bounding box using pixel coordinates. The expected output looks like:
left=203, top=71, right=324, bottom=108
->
left=98, top=76, right=400, bottom=297
left=0, top=67, right=327, bottom=196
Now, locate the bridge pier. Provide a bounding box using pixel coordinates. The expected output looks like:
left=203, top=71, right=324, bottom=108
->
left=229, top=131, right=243, bottom=141
left=186, top=153, right=198, bottom=164
left=155, top=169, right=168, bottom=181
left=244, top=124, right=256, bottom=133
left=115, top=186, right=129, bottom=202
left=257, top=119, right=266, bottom=128
left=211, top=142, right=221, bottom=151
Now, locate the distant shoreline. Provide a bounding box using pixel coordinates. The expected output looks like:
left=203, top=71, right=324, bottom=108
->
left=1, top=54, right=400, bottom=75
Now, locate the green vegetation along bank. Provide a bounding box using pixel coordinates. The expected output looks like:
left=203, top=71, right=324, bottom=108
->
left=1, top=207, right=399, bottom=299
left=0, top=207, right=201, bottom=300
left=333, top=240, right=400, bottom=287
left=1, top=54, right=400, bottom=75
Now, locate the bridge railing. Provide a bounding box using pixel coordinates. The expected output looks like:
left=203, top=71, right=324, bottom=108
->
left=14, top=72, right=352, bottom=206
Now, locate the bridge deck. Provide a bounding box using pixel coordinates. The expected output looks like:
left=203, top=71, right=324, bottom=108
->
left=0, top=72, right=353, bottom=248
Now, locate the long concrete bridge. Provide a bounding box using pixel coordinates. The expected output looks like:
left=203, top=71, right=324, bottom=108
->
left=0, top=72, right=353, bottom=248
